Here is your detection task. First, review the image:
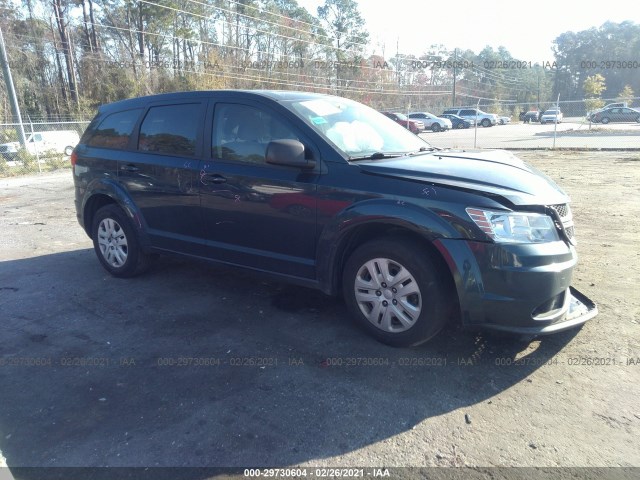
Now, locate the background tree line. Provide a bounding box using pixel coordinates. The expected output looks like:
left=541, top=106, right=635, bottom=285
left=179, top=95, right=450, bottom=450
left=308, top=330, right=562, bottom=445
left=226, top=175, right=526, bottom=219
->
left=1, top=0, right=638, bottom=120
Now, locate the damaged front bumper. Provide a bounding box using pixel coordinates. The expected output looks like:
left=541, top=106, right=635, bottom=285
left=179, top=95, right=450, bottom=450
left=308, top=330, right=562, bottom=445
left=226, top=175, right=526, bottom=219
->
left=482, top=287, right=598, bottom=335
left=435, top=238, right=598, bottom=336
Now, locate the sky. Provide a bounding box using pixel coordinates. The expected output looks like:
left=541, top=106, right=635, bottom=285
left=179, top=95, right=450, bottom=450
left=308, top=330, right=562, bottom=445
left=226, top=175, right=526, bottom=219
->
left=297, top=0, right=640, bottom=61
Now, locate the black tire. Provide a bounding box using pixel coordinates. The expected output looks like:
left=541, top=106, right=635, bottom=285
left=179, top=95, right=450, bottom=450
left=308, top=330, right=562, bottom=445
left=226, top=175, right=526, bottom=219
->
left=456, top=123, right=465, bottom=129
left=601, top=117, right=610, bottom=124
left=481, top=118, right=491, bottom=127
left=342, top=237, right=451, bottom=347
left=91, top=204, right=152, bottom=277
left=431, top=123, right=441, bottom=132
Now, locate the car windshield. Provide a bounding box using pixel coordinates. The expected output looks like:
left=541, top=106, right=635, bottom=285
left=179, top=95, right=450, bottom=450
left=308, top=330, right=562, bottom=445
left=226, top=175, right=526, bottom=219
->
left=289, top=97, right=432, bottom=159
left=545, top=110, right=560, bottom=114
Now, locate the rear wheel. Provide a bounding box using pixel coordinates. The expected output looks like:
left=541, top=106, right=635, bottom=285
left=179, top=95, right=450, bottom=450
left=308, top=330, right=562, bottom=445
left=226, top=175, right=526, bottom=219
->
left=342, top=238, right=451, bottom=347
left=91, top=204, right=152, bottom=277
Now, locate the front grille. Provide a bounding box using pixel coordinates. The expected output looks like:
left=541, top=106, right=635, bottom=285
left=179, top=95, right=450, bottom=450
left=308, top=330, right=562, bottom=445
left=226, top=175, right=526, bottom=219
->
left=564, top=225, right=575, bottom=240
left=551, top=203, right=570, bottom=219
left=550, top=204, right=575, bottom=243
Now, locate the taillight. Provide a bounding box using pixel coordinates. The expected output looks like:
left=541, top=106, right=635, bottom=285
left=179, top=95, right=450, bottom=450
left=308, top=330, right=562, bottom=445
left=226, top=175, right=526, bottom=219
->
left=70, top=149, right=78, bottom=167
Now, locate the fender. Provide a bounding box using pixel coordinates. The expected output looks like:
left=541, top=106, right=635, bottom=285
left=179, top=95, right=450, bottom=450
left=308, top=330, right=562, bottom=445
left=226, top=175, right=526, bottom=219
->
left=81, top=177, right=151, bottom=248
left=316, top=198, right=462, bottom=295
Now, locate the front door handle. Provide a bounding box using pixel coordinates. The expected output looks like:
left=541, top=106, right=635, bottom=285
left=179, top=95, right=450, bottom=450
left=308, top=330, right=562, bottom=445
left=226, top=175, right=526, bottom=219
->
left=120, top=164, right=139, bottom=172
left=201, top=173, right=227, bottom=184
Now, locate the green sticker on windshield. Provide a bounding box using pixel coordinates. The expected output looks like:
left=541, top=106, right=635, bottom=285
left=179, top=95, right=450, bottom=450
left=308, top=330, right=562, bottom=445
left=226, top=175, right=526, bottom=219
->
left=310, top=116, right=327, bottom=125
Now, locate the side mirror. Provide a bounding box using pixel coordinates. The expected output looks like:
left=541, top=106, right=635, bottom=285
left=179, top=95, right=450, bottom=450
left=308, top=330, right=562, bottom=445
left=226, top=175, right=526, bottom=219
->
left=266, top=139, right=315, bottom=169
left=64, top=146, right=74, bottom=156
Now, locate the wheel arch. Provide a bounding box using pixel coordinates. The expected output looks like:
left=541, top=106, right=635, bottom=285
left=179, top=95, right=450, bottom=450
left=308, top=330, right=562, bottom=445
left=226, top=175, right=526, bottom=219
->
left=81, top=179, right=149, bottom=246
left=317, top=211, right=458, bottom=310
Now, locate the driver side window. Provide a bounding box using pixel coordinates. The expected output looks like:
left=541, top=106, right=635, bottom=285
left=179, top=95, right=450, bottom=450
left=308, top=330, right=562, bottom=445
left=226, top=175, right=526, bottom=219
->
left=212, top=103, right=299, bottom=164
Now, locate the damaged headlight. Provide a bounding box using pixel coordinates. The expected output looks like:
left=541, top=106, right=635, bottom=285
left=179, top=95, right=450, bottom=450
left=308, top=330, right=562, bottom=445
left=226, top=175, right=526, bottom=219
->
left=466, top=208, right=560, bottom=244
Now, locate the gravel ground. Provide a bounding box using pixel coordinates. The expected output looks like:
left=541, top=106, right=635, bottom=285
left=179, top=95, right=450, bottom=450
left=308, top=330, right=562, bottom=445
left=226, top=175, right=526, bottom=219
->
left=0, top=151, right=638, bottom=479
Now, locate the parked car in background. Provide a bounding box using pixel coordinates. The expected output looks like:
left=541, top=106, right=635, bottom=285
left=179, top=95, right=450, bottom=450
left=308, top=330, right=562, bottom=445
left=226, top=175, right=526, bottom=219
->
left=0, top=141, right=20, bottom=165
left=439, top=113, right=474, bottom=129
left=588, top=106, right=640, bottom=124
left=381, top=112, right=424, bottom=134
left=72, top=90, right=597, bottom=347
left=408, top=112, right=452, bottom=132
left=522, top=111, right=540, bottom=123
left=498, top=116, right=511, bottom=125
left=540, top=109, right=563, bottom=124
left=442, top=108, right=498, bottom=127
left=0, top=130, right=80, bottom=160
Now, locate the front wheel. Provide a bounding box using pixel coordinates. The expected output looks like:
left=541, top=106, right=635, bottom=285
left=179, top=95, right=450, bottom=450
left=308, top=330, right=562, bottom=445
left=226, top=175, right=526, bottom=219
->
left=342, top=238, right=451, bottom=347
left=601, top=117, right=610, bottom=124
left=481, top=118, right=491, bottom=127
left=431, top=123, right=441, bottom=132
left=91, top=204, right=152, bottom=277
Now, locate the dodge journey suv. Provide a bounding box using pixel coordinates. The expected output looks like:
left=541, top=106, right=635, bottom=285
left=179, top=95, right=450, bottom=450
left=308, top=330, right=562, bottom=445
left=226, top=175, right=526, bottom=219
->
left=72, top=90, right=597, bottom=346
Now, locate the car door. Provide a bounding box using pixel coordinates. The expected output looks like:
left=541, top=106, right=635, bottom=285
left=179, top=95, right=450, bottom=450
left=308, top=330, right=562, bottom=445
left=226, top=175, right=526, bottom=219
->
left=620, top=108, right=637, bottom=121
left=199, top=100, right=321, bottom=279
left=118, top=101, right=207, bottom=254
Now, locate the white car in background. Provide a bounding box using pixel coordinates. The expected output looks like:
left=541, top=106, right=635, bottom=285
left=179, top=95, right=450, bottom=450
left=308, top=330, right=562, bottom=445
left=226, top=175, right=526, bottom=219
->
left=0, top=130, right=79, bottom=166
left=408, top=112, right=452, bottom=132
left=540, top=109, right=563, bottom=124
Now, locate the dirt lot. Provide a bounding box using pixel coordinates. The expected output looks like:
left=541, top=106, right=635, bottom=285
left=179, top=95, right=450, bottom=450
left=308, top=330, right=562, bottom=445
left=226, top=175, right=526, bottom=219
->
left=0, top=151, right=639, bottom=478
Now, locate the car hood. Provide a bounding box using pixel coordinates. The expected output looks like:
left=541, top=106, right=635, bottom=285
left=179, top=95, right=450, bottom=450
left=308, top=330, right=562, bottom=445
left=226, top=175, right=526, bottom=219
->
left=357, top=149, right=569, bottom=206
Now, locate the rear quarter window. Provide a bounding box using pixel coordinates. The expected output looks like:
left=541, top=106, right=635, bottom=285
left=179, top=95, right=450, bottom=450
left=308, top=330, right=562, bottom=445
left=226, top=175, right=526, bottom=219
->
left=85, top=109, right=142, bottom=149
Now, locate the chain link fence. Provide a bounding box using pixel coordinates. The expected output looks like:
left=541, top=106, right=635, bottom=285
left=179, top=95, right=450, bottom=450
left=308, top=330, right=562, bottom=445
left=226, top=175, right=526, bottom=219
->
left=0, top=120, right=90, bottom=177
left=384, top=96, right=640, bottom=150
left=2, top=96, right=639, bottom=177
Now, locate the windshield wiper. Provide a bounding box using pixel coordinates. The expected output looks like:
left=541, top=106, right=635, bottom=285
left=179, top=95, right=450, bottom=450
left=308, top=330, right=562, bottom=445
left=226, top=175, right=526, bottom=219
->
left=349, top=152, right=405, bottom=161
left=349, top=146, right=441, bottom=161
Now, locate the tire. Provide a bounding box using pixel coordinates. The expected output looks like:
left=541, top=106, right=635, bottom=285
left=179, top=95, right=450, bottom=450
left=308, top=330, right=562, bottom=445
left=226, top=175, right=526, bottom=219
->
left=481, top=118, right=491, bottom=127
left=431, top=123, right=441, bottom=132
left=91, top=204, right=152, bottom=277
left=456, top=123, right=465, bottom=129
left=342, top=237, right=450, bottom=347
left=601, top=117, right=610, bottom=124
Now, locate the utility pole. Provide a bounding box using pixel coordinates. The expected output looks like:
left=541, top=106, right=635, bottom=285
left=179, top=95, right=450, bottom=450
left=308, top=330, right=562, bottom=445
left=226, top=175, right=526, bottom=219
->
left=0, top=26, right=26, bottom=146
left=452, top=48, right=457, bottom=106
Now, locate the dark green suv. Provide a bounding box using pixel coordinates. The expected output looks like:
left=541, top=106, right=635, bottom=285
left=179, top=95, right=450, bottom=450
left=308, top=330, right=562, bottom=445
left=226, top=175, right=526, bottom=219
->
left=72, top=90, right=597, bottom=346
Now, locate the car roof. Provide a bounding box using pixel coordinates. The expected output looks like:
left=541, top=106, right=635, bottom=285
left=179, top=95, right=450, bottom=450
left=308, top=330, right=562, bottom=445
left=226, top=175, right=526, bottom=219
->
left=96, top=89, right=332, bottom=114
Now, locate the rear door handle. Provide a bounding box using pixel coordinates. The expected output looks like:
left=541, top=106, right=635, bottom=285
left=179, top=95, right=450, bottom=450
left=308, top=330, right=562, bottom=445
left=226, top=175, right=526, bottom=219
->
left=120, top=164, right=139, bottom=172
left=201, top=173, right=227, bottom=184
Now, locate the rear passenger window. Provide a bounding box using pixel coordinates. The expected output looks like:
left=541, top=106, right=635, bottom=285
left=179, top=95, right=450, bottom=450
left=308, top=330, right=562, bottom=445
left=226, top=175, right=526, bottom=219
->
left=85, top=109, right=141, bottom=149
left=138, top=104, right=201, bottom=156
left=212, top=103, right=299, bottom=164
